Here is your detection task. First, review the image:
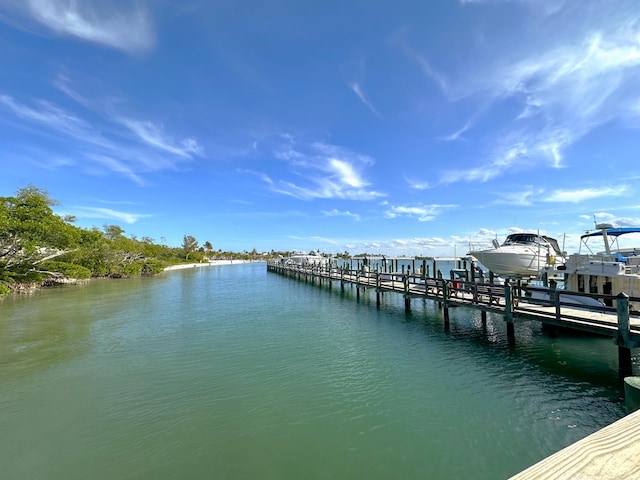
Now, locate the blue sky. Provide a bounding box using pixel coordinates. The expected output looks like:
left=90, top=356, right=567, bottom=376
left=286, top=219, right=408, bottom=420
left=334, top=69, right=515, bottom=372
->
left=1, top=0, right=640, bottom=256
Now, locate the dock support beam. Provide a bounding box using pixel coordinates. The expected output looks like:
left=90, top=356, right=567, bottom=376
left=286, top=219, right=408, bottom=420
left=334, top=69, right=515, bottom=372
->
left=442, top=279, right=449, bottom=329
left=504, top=281, right=515, bottom=345
left=616, top=293, right=633, bottom=378
left=405, top=296, right=411, bottom=312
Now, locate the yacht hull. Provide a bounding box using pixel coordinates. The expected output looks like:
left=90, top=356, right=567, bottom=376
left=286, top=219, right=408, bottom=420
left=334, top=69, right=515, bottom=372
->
left=469, top=249, right=554, bottom=278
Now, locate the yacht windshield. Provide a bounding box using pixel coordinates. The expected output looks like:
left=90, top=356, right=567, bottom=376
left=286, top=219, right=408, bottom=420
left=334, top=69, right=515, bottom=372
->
left=503, top=234, right=563, bottom=255
left=503, top=234, right=540, bottom=246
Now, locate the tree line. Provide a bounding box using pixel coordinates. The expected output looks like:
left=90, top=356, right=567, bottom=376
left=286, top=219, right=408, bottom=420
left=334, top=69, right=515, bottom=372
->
left=0, top=186, right=270, bottom=294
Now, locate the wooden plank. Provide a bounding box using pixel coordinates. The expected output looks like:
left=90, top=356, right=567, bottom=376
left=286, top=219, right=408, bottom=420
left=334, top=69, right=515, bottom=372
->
left=509, top=409, right=640, bottom=479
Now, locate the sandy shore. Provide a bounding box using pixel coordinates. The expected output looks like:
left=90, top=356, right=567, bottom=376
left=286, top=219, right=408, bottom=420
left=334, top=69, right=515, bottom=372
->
left=163, top=260, right=253, bottom=271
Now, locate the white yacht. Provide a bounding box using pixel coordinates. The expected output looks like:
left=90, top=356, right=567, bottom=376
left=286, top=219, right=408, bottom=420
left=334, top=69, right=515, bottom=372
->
left=558, top=223, right=640, bottom=310
left=468, top=233, right=566, bottom=278
left=286, top=250, right=329, bottom=266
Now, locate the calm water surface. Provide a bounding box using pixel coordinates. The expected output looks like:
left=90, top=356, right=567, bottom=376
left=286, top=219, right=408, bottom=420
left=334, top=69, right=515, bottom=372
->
left=0, top=263, right=632, bottom=479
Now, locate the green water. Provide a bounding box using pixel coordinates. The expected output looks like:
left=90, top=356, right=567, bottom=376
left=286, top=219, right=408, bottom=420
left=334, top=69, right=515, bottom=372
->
left=0, top=263, right=629, bottom=479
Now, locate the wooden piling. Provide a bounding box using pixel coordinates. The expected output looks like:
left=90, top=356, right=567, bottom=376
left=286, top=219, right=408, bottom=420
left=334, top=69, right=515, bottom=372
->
left=504, top=281, right=515, bottom=345
left=616, top=293, right=633, bottom=377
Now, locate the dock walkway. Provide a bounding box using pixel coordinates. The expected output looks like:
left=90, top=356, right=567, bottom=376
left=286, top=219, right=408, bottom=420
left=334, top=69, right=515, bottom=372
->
left=509, top=408, right=640, bottom=479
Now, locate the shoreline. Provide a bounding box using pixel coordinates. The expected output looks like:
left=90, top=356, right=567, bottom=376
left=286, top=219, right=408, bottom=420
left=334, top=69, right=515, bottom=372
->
left=163, top=260, right=256, bottom=271
left=2, top=260, right=260, bottom=295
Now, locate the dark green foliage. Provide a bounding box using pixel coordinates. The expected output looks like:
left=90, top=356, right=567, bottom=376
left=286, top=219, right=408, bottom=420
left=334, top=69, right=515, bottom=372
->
left=1, top=186, right=80, bottom=271
left=122, top=262, right=143, bottom=277
left=142, top=260, right=165, bottom=275
left=39, top=261, right=92, bottom=279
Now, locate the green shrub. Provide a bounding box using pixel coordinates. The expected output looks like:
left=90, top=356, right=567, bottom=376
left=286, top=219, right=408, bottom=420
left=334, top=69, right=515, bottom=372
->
left=122, top=262, right=143, bottom=277
left=40, top=261, right=92, bottom=279
left=142, top=260, right=165, bottom=275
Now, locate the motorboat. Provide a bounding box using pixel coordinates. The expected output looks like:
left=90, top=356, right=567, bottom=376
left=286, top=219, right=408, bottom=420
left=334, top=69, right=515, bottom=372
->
left=285, top=250, right=329, bottom=266
left=558, top=223, right=640, bottom=311
left=524, top=283, right=606, bottom=309
left=468, top=233, right=565, bottom=278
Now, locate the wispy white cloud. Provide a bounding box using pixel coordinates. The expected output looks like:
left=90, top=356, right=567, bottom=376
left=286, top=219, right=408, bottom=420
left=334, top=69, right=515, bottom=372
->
left=287, top=235, right=338, bottom=245
left=439, top=121, right=472, bottom=142
left=349, top=81, right=382, bottom=118
left=405, top=177, right=430, bottom=190
left=384, top=203, right=456, bottom=222
left=544, top=186, right=628, bottom=203
left=117, top=118, right=204, bottom=158
left=71, top=206, right=153, bottom=224
left=1, top=77, right=204, bottom=182
left=407, top=2, right=640, bottom=185
left=492, top=186, right=542, bottom=207
left=308, top=236, right=339, bottom=245
left=0, top=94, right=107, bottom=146
left=84, top=153, right=145, bottom=186
left=267, top=139, right=385, bottom=201
left=3, top=0, right=155, bottom=53
left=344, top=236, right=458, bottom=256
left=590, top=212, right=640, bottom=228
left=394, top=29, right=450, bottom=96
left=56, top=75, right=204, bottom=159
left=321, top=209, right=361, bottom=221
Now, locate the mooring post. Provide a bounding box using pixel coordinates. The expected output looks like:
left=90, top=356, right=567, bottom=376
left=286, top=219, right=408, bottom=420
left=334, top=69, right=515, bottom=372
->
left=616, top=293, right=633, bottom=378
left=404, top=273, right=411, bottom=312
left=442, top=279, right=450, bottom=329
left=504, top=280, right=515, bottom=345
left=376, top=271, right=381, bottom=307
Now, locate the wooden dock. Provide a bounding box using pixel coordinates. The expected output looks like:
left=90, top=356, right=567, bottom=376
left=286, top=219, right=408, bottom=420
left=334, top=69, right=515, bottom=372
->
left=267, top=261, right=640, bottom=376
left=509, top=408, right=640, bottom=479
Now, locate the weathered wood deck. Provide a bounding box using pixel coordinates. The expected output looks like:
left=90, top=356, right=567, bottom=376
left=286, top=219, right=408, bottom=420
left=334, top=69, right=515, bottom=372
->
left=509, top=408, right=640, bottom=479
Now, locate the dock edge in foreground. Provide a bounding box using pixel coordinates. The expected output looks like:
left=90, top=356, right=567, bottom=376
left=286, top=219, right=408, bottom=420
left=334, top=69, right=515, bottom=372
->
left=509, top=408, right=640, bottom=479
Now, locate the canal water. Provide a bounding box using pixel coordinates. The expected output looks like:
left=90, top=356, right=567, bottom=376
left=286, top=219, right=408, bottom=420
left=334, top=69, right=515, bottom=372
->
left=0, top=262, right=631, bottom=479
